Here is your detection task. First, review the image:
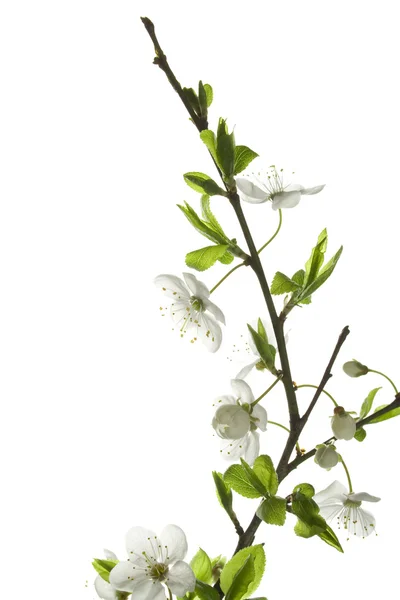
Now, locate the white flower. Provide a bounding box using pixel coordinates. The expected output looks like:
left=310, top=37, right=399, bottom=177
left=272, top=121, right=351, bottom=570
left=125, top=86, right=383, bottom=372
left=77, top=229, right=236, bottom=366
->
left=236, top=318, right=288, bottom=379
left=94, top=550, right=120, bottom=600
left=343, top=359, right=369, bottom=377
left=212, top=379, right=267, bottom=465
left=155, top=272, right=225, bottom=352
left=236, top=165, right=324, bottom=210
left=331, top=407, right=357, bottom=440
left=314, top=444, right=339, bottom=469
left=314, top=480, right=380, bottom=538
left=109, top=525, right=195, bottom=600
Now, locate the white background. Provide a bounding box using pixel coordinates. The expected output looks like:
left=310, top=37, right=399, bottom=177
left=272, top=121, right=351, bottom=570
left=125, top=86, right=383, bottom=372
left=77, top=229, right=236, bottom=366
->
left=1, top=1, right=399, bottom=599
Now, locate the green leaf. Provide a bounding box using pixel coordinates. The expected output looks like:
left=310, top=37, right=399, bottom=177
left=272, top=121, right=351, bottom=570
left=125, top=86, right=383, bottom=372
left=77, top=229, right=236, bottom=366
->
left=247, top=325, right=276, bottom=372
left=301, top=245, right=343, bottom=299
left=212, top=471, right=234, bottom=513
left=292, top=483, right=315, bottom=498
left=200, top=130, right=219, bottom=165
left=201, top=195, right=225, bottom=237
left=291, top=269, right=305, bottom=286
left=225, top=555, right=255, bottom=600
left=292, top=492, right=325, bottom=532
left=92, top=558, right=118, bottom=583
left=186, top=244, right=229, bottom=271
left=177, top=202, right=227, bottom=245
left=270, top=272, right=301, bottom=295
left=204, top=84, right=213, bottom=107
left=191, top=548, right=213, bottom=583
left=217, top=117, right=228, bottom=138
left=220, top=546, right=266, bottom=598
left=359, top=387, right=382, bottom=419
left=224, top=464, right=262, bottom=499
left=257, top=318, right=267, bottom=340
left=354, top=427, right=367, bottom=441
left=318, top=524, right=344, bottom=553
left=218, top=250, right=234, bottom=264
left=303, top=229, right=328, bottom=289
left=240, top=458, right=268, bottom=496
left=256, top=496, right=286, bottom=526
left=368, top=404, right=400, bottom=424
left=183, top=87, right=200, bottom=114
left=198, top=81, right=208, bottom=117
left=217, top=132, right=236, bottom=178
left=233, top=146, right=259, bottom=175
left=253, top=455, right=279, bottom=496
left=194, top=580, right=220, bottom=600
left=184, top=172, right=226, bottom=196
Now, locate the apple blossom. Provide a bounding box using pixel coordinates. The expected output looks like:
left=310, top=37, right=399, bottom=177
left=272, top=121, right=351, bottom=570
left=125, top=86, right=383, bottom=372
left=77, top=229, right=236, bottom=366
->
left=331, top=406, right=357, bottom=440
left=155, top=272, right=225, bottom=352
left=314, top=480, right=380, bottom=538
left=236, top=165, right=324, bottom=210
left=109, top=525, right=195, bottom=600
left=94, top=550, right=123, bottom=600
left=212, top=379, right=267, bottom=465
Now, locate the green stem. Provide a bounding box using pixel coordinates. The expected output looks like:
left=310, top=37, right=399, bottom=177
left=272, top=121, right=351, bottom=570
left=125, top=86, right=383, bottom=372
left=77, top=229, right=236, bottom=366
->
left=269, top=420, right=302, bottom=453
left=257, top=210, right=283, bottom=254
left=296, top=384, right=339, bottom=407
left=210, top=262, right=244, bottom=294
left=339, top=455, right=353, bottom=493
left=369, top=369, right=398, bottom=394
left=210, top=210, right=283, bottom=294
left=251, top=376, right=282, bottom=406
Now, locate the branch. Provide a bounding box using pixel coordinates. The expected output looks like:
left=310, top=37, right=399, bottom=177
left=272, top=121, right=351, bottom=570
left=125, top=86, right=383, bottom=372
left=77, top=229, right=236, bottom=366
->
left=287, top=391, right=400, bottom=475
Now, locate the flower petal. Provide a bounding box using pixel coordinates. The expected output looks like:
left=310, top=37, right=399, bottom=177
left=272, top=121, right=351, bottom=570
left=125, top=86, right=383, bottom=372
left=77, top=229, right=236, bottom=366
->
left=236, top=358, right=260, bottom=380
left=167, top=560, right=196, bottom=596
left=130, top=580, right=166, bottom=600
left=109, top=561, right=138, bottom=593
left=271, top=190, right=302, bottom=210
left=94, top=575, right=118, bottom=600
left=231, top=379, right=255, bottom=404
left=202, top=298, right=226, bottom=324
left=300, top=184, right=325, bottom=195
left=154, top=275, right=190, bottom=300
left=348, top=492, right=381, bottom=503
left=219, top=435, right=248, bottom=460
left=159, top=524, right=188, bottom=563
left=244, top=431, right=260, bottom=465
left=352, top=507, right=377, bottom=537
left=236, top=178, right=268, bottom=203
left=170, top=300, right=193, bottom=326
left=104, top=549, right=118, bottom=560
left=125, top=526, right=159, bottom=563
left=213, top=394, right=237, bottom=406
left=195, top=312, right=222, bottom=352
left=313, top=481, right=348, bottom=505
left=252, top=403, right=268, bottom=431
left=182, top=272, right=210, bottom=298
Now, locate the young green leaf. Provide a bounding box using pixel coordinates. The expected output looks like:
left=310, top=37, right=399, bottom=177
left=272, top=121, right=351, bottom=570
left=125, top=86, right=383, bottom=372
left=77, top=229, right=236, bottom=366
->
left=184, top=172, right=226, bottom=196
left=303, top=229, right=328, bottom=289
left=301, top=245, right=343, bottom=299
left=204, top=83, right=213, bottom=107
left=200, top=130, right=219, bottom=165
left=92, top=558, right=118, bottom=583
left=240, top=458, right=268, bottom=496
left=233, top=146, right=259, bottom=175
left=216, top=132, right=236, bottom=178
left=218, top=250, right=235, bottom=264
left=292, top=483, right=315, bottom=498
left=252, top=455, right=279, bottom=496
left=359, top=387, right=382, bottom=420
left=220, top=545, right=266, bottom=598
left=212, top=471, right=234, bottom=513
left=194, top=580, right=221, bottom=600
left=291, top=269, right=305, bottom=286
left=217, top=117, right=228, bottom=138
left=186, top=244, right=229, bottom=271
left=183, top=87, right=200, bottom=114
left=190, top=548, right=213, bottom=583
left=256, top=496, right=286, bottom=526
left=198, top=81, right=208, bottom=117
left=247, top=324, right=276, bottom=372
left=225, top=555, right=255, bottom=600
left=368, top=404, right=400, bottom=424
left=354, top=427, right=367, bottom=442
left=257, top=318, right=267, bottom=340
left=177, top=202, right=227, bottom=245
left=270, top=272, right=301, bottom=295
left=224, top=464, right=262, bottom=499
left=201, top=195, right=225, bottom=237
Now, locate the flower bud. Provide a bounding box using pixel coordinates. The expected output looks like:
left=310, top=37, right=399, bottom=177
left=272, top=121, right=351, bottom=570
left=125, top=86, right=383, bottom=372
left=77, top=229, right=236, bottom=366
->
left=314, top=444, right=339, bottom=469
left=212, top=404, right=250, bottom=440
left=331, top=406, right=357, bottom=440
left=343, top=359, right=368, bottom=378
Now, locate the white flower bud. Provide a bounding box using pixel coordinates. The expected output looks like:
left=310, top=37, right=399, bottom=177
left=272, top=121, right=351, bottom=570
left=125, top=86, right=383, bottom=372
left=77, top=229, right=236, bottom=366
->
left=343, top=359, right=368, bottom=378
left=331, top=407, right=357, bottom=440
left=314, top=444, right=339, bottom=469
left=212, top=404, right=250, bottom=440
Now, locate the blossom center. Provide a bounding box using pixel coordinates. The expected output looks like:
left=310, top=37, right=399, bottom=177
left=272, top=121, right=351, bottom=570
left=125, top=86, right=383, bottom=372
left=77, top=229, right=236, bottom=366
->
left=191, top=296, right=204, bottom=312
left=149, top=562, right=169, bottom=581
left=344, top=499, right=362, bottom=508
